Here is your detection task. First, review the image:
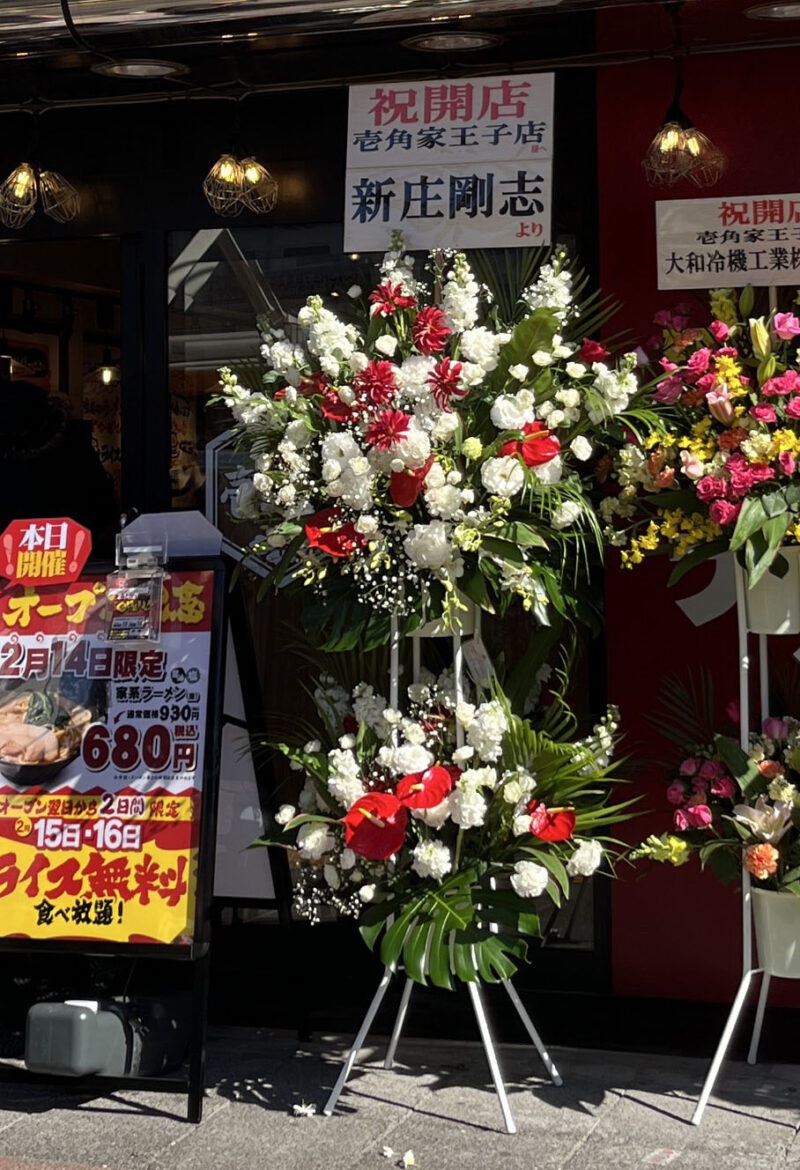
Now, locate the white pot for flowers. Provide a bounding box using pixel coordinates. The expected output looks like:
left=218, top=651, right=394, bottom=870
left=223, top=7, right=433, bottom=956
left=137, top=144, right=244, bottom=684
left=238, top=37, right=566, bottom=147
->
left=752, top=888, right=800, bottom=978
left=742, top=545, right=800, bottom=636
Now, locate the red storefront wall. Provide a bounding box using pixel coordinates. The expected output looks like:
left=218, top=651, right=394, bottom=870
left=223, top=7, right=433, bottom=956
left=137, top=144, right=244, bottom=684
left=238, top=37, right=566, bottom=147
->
left=596, top=5, right=800, bottom=1001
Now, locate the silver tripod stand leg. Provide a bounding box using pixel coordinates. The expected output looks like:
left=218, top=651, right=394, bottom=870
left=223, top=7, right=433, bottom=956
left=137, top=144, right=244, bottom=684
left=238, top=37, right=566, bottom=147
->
left=691, top=967, right=760, bottom=1126
left=467, top=980, right=517, bottom=1135
left=323, top=967, right=394, bottom=1117
left=501, top=979, right=563, bottom=1086
left=384, top=976, right=414, bottom=1070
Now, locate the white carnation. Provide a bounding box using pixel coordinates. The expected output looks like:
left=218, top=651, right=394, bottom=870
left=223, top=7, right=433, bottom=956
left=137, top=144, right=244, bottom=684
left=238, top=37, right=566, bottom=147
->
left=510, top=860, right=549, bottom=898
left=460, top=326, right=510, bottom=373
left=565, top=361, right=587, bottom=378
left=411, top=839, right=453, bottom=881
left=275, top=804, right=296, bottom=825
left=490, top=394, right=534, bottom=431
left=404, top=520, right=454, bottom=571
left=393, top=743, right=434, bottom=775
left=551, top=500, right=582, bottom=530
left=412, top=799, right=452, bottom=829
left=509, top=363, right=529, bottom=380
left=532, top=455, right=563, bottom=485
left=449, top=786, right=488, bottom=829
left=566, top=839, right=603, bottom=877
left=297, top=823, right=335, bottom=860
left=481, top=457, right=525, bottom=498
left=375, top=334, right=398, bottom=357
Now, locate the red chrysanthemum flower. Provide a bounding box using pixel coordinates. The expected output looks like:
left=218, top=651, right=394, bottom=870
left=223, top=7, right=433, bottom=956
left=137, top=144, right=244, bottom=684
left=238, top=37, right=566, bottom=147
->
left=501, top=422, right=560, bottom=468
left=528, top=801, right=576, bottom=842
left=354, top=360, right=398, bottom=407
left=412, top=306, right=451, bottom=356
left=426, top=356, right=467, bottom=411
left=369, top=281, right=416, bottom=318
left=365, top=408, right=412, bottom=450
left=389, top=455, right=434, bottom=508
left=304, top=508, right=366, bottom=559
left=396, top=765, right=455, bottom=810
left=343, top=792, right=408, bottom=859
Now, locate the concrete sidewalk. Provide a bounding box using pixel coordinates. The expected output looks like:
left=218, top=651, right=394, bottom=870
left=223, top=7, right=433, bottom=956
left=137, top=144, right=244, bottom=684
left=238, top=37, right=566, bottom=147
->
left=1, top=1027, right=800, bottom=1170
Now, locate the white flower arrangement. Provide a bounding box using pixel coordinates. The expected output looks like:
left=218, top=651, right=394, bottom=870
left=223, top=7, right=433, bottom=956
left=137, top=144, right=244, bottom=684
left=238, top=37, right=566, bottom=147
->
left=263, top=666, right=629, bottom=987
left=216, top=235, right=648, bottom=649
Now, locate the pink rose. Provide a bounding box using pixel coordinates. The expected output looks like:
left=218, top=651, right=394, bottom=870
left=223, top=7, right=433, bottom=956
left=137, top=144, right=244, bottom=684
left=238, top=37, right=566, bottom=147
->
left=750, top=403, right=777, bottom=423
left=785, top=396, right=800, bottom=419
left=679, top=757, right=701, bottom=777
left=710, top=321, right=730, bottom=342
left=773, top=312, right=800, bottom=341
left=666, top=780, right=686, bottom=805
left=763, top=716, right=789, bottom=739
left=696, top=475, right=726, bottom=501
left=709, top=499, right=742, bottom=526
left=711, top=496, right=739, bottom=524
left=673, top=808, right=690, bottom=832
left=685, top=804, right=713, bottom=829
left=711, top=774, right=736, bottom=799
left=659, top=358, right=678, bottom=373
left=686, top=347, right=712, bottom=378
left=726, top=699, right=741, bottom=722
left=698, top=760, right=724, bottom=782
left=764, top=371, right=800, bottom=396
left=653, top=375, right=684, bottom=404
left=779, top=451, right=796, bottom=476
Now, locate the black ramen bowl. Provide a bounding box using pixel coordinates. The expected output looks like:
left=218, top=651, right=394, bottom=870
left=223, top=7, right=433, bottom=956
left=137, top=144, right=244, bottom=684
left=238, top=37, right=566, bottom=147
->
left=0, top=750, right=80, bottom=787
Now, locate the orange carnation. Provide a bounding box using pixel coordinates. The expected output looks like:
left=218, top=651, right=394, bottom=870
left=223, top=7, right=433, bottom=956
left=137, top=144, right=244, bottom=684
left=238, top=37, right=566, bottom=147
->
left=758, top=761, right=784, bottom=779
left=744, top=842, right=780, bottom=881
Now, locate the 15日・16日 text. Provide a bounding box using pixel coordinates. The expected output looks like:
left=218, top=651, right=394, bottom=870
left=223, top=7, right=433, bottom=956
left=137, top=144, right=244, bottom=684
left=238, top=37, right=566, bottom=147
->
left=33, top=818, right=142, bottom=852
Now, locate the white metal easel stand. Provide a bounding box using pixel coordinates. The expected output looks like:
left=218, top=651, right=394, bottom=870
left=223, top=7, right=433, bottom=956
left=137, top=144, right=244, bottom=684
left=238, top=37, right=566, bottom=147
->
left=690, top=552, right=774, bottom=1125
left=323, top=610, right=562, bottom=1134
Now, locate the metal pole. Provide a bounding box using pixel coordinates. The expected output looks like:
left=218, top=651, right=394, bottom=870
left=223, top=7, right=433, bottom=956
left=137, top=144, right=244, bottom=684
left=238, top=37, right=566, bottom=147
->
left=323, top=967, right=394, bottom=1117
left=412, top=636, right=421, bottom=686
left=759, top=634, right=769, bottom=726
left=747, top=972, right=771, bottom=1065
left=389, top=612, right=400, bottom=713
left=453, top=632, right=464, bottom=749
left=501, top=980, right=562, bottom=1086
left=691, top=968, right=761, bottom=1125
left=384, top=977, right=414, bottom=1070
left=467, top=981, right=517, bottom=1134
left=735, top=558, right=753, bottom=975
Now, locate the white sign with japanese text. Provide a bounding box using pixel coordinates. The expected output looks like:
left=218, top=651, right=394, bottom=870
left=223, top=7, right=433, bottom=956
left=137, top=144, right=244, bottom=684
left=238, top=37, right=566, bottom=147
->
left=344, top=73, right=554, bottom=252
left=656, top=193, right=800, bottom=290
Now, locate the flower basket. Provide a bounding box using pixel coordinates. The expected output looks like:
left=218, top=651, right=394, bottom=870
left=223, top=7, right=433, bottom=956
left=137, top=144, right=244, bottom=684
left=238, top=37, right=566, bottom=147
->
left=752, top=888, right=800, bottom=978
left=740, top=546, right=800, bottom=636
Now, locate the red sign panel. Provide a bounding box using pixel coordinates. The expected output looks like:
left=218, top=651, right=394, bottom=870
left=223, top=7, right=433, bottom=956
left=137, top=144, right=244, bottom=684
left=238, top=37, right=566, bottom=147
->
left=1, top=518, right=92, bottom=588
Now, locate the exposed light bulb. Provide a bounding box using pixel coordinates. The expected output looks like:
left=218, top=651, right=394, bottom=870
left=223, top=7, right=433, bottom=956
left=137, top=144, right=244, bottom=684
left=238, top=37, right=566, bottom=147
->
left=101, top=366, right=113, bottom=386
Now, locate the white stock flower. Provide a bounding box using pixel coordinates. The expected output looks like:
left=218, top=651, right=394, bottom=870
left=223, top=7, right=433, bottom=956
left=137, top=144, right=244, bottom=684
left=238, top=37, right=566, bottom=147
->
left=451, top=745, right=474, bottom=764
left=466, top=700, right=508, bottom=762
left=566, top=839, right=603, bottom=877
left=327, top=749, right=366, bottom=809
left=393, top=743, right=434, bottom=775
left=481, top=457, right=525, bottom=498
left=570, top=435, right=593, bottom=461
left=551, top=500, right=582, bottom=530
left=510, top=860, right=549, bottom=898
left=297, top=823, right=335, bottom=860
left=275, top=804, right=296, bottom=825
left=411, top=839, right=453, bottom=881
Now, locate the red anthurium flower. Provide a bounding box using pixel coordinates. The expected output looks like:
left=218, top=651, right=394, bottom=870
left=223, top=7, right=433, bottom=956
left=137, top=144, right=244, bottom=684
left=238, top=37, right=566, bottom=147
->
left=412, top=306, right=452, bottom=356
left=390, top=455, right=434, bottom=508
left=320, top=388, right=355, bottom=422
left=528, top=801, right=576, bottom=842
left=298, top=371, right=329, bottom=396
left=396, top=765, right=455, bottom=810
left=369, top=281, right=416, bottom=318
left=578, top=338, right=609, bottom=364
left=366, top=409, right=412, bottom=449
left=501, top=422, right=560, bottom=468
left=343, top=792, right=408, bottom=859
left=427, top=356, right=467, bottom=411
left=354, top=360, right=398, bottom=407
left=305, top=508, right=366, bottom=558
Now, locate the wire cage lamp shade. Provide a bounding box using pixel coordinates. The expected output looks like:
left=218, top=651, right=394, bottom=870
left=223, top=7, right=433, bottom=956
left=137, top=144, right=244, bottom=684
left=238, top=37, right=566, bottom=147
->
left=203, top=151, right=278, bottom=216
left=0, top=162, right=38, bottom=228
left=0, top=160, right=80, bottom=229
left=642, top=117, right=726, bottom=188
left=39, top=169, right=80, bottom=223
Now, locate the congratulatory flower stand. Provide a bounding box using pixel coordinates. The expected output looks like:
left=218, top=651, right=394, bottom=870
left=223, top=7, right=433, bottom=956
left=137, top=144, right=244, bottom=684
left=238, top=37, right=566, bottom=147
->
left=321, top=611, right=562, bottom=1137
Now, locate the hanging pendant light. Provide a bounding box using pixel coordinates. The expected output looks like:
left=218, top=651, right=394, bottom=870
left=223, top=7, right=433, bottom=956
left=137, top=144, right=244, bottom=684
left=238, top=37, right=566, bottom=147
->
left=641, top=3, right=726, bottom=188
left=202, top=153, right=246, bottom=216
left=240, top=157, right=278, bottom=214
left=39, top=170, right=80, bottom=224
left=0, top=163, right=38, bottom=229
